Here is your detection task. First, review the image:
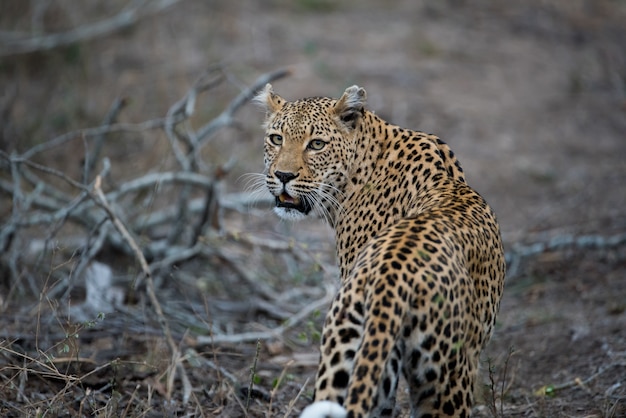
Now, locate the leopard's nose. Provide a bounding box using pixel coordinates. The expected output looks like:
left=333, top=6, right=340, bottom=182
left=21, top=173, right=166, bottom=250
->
left=275, top=171, right=298, bottom=184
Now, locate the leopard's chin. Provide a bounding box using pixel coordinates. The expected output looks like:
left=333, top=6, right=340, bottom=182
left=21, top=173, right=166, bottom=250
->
left=273, top=206, right=309, bottom=221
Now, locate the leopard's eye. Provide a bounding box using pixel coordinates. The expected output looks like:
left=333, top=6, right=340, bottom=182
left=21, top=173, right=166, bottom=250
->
left=268, top=134, right=283, bottom=146
left=307, top=139, right=327, bottom=151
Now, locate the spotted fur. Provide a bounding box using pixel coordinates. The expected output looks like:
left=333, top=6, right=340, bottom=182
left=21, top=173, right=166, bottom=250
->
left=256, top=84, right=506, bottom=418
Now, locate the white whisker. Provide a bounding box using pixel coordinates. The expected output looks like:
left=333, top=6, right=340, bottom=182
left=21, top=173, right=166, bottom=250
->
left=238, top=172, right=272, bottom=209
left=303, top=193, right=332, bottom=226
left=238, top=172, right=267, bottom=190
left=312, top=182, right=346, bottom=215
left=300, top=180, right=346, bottom=225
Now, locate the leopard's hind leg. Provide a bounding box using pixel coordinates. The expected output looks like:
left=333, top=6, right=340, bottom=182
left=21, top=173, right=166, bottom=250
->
left=312, top=236, right=409, bottom=417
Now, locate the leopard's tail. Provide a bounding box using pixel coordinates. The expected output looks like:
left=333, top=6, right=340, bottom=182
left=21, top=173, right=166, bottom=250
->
left=300, top=400, right=347, bottom=418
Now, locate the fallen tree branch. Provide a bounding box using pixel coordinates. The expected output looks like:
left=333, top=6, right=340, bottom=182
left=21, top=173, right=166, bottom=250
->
left=90, top=174, right=191, bottom=402
left=0, top=67, right=292, bottom=275
left=0, top=0, right=185, bottom=57
left=506, top=232, right=626, bottom=278
left=534, top=360, right=626, bottom=397
left=193, top=283, right=336, bottom=346
left=83, top=98, right=128, bottom=184
left=19, top=116, right=185, bottom=161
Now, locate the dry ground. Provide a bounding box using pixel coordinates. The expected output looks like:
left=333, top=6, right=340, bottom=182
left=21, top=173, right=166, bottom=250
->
left=1, top=0, right=625, bottom=417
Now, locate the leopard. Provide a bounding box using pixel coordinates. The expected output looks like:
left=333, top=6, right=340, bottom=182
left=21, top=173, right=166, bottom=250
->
left=254, top=84, right=506, bottom=418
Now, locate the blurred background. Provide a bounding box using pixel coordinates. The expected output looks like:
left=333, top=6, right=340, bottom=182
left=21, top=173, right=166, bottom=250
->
left=0, top=0, right=625, bottom=416
left=2, top=0, right=625, bottom=240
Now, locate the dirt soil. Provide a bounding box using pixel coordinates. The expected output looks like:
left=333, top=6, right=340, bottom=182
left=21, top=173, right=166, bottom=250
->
left=1, top=0, right=625, bottom=417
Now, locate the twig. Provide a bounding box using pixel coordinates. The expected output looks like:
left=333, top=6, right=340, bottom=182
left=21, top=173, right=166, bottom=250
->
left=0, top=344, right=79, bottom=383
left=90, top=175, right=191, bottom=403
left=164, top=67, right=224, bottom=170
left=61, top=219, right=111, bottom=303
left=246, top=339, right=262, bottom=411
left=0, top=83, right=17, bottom=144
left=0, top=170, right=214, bottom=230
left=148, top=241, right=204, bottom=274
left=83, top=97, right=128, bottom=184
left=191, top=180, right=217, bottom=245
left=214, top=248, right=280, bottom=301
left=194, top=283, right=335, bottom=345
left=160, top=67, right=290, bottom=245
left=177, top=360, right=193, bottom=404
left=534, top=360, right=626, bottom=397
left=500, top=347, right=515, bottom=418
left=506, top=232, right=626, bottom=278
left=3, top=151, right=92, bottom=191
left=268, top=360, right=294, bottom=417
left=19, top=116, right=186, bottom=161
left=12, top=67, right=290, bottom=167
left=230, top=385, right=250, bottom=418
left=283, top=377, right=311, bottom=418
left=104, top=171, right=215, bottom=211
left=195, top=67, right=292, bottom=146
left=188, top=351, right=239, bottom=384
left=191, top=159, right=235, bottom=244
left=166, top=184, right=194, bottom=246
left=133, top=191, right=273, bottom=232
left=14, top=160, right=73, bottom=206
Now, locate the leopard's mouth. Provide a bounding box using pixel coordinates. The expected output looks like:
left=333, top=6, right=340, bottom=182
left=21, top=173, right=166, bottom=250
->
left=275, top=192, right=311, bottom=214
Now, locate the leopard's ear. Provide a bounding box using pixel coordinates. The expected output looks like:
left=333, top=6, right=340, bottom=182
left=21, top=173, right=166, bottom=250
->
left=254, top=83, right=285, bottom=115
left=333, top=85, right=367, bottom=130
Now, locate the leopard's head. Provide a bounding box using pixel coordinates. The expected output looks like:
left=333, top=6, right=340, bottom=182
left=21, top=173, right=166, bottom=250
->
left=255, top=84, right=367, bottom=223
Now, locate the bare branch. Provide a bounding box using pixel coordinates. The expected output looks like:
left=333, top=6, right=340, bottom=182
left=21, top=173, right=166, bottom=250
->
left=0, top=0, right=186, bottom=57
left=506, top=232, right=626, bottom=278
left=90, top=176, right=150, bottom=278
left=83, top=98, right=128, bottom=184
left=90, top=174, right=192, bottom=402
left=19, top=116, right=185, bottom=161
left=195, top=67, right=293, bottom=146
left=165, top=67, right=225, bottom=170
left=193, top=283, right=336, bottom=346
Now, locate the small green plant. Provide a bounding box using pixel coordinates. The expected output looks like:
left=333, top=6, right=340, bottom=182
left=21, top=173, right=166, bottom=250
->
left=297, top=310, right=322, bottom=343
left=417, top=37, right=441, bottom=57
left=272, top=373, right=295, bottom=389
